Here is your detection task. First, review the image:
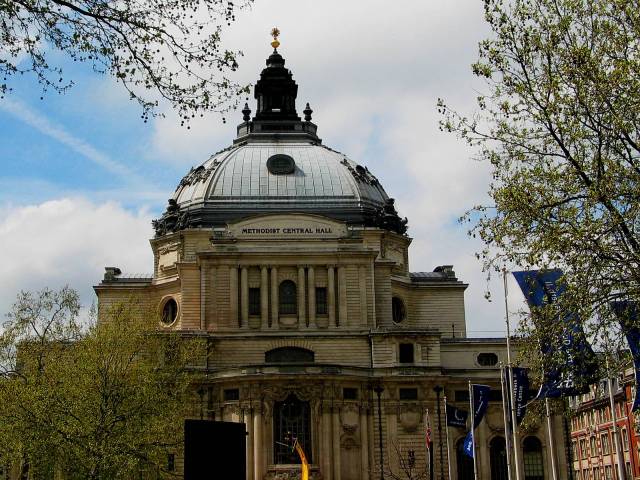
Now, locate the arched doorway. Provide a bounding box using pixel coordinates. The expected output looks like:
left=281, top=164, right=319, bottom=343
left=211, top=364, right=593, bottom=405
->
left=273, top=393, right=312, bottom=464
left=456, top=438, right=474, bottom=480
left=523, top=437, right=544, bottom=480
left=490, top=436, right=508, bottom=480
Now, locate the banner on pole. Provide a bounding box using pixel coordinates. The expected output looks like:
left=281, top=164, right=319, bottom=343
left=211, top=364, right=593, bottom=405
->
left=512, top=269, right=598, bottom=397
left=445, top=405, right=468, bottom=428
left=472, top=384, right=490, bottom=428
left=463, top=431, right=474, bottom=458
left=511, top=367, right=530, bottom=425
left=611, top=301, right=640, bottom=412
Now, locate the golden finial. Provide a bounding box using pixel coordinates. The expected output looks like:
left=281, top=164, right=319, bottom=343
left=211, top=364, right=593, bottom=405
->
left=270, top=27, right=280, bottom=49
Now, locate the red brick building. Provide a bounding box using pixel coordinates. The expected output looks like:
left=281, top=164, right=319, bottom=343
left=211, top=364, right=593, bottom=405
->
left=570, top=372, right=638, bottom=480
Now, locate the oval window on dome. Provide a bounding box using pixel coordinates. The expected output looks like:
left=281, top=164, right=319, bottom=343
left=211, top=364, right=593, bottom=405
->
left=267, top=154, right=295, bottom=174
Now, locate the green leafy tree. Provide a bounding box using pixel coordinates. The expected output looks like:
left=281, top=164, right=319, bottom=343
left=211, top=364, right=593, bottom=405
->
left=0, top=287, right=203, bottom=479
left=439, top=0, right=640, bottom=357
left=0, top=0, right=252, bottom=120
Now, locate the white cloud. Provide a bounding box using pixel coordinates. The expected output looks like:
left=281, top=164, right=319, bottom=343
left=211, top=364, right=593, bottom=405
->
left=0, top=198, right=153, bottom=316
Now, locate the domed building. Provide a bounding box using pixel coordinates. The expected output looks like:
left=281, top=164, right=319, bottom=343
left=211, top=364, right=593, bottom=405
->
left=95, top=40, right=568, bottom=480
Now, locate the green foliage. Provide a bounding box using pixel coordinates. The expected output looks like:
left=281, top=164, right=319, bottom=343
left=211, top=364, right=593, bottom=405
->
left=0, top=0, right=253, bottom=122
left=0, top=287, right=203, bottom=479
left=439, top=0, right=640, bottom=360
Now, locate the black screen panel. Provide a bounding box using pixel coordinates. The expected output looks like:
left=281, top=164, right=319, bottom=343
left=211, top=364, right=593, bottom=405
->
left=184, top=420, right=246, bottom=480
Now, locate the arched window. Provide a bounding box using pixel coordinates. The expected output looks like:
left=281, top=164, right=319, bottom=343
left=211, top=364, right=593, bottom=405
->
left=456, top=438, right=474, bottom=480
left=279, top=280, right=297, bottom=315
left=274, top=394, right=312, bottom=464
left=523, top=437, right=544, bottom=480
left=265, top=347, right=314, bottom=364
left=490, top=436, right=508, bottom=480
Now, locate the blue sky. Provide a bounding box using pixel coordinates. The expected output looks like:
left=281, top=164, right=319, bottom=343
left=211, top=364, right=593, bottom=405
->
left=0, top=0, right=528, bottom=334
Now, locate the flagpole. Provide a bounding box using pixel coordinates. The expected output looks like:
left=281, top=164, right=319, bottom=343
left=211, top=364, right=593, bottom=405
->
left=503, top=269, right=522, bottom=480
left=606, top=357, right=627, bottom=480
left=500, top=364, right=513, bottom=480
left=469, top=381, right=478, bottom=480
left=545, top=398, right=558, bottom=480
left=444, top=396, right=453, bottom=480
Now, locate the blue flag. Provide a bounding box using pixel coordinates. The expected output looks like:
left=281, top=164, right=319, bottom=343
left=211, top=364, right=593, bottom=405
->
left=445, top=405, right=468, bottom=428
left=472, top=384, right=491, bottom=428
left=463, top=431, right=474, bottom=458
left=463, top=384, right=491, bottom=458
left=513, top=269, right=598, bottom=397
left=611, top=301, right=640, bottom=412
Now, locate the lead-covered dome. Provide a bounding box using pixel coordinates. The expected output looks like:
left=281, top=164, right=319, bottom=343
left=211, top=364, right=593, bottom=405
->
left=152, top=46, right=407, bottom=237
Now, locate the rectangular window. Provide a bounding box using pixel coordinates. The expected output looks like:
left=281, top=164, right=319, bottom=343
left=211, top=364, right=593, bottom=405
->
left=622, top=428, right=629, bottom=450
left=343, top=388, right=358, bottom=400
left=316, top=287, right=327, bottom=315
left=399, top=388, right=418, bottom=400
left=249, top=288, right=261, bottom=315
left=601, top=434, right=610, bottom=455
left=573, top=441, right=579, bottom=460
left=167, top=454, right=175, bottom=472
left=590, top=436, right=596, bottom=457
left=224, top=388, right=240, bottom=401
left=605, top=466, right=612, bottom=480
left=399, top=343, right=415, bottom=364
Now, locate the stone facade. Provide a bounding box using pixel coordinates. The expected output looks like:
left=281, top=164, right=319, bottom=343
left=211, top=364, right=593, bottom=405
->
left=93, top=43, right=569, bottom=480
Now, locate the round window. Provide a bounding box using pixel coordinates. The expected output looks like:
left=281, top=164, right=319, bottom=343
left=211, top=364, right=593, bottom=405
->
left=161, top=298, right=178, bottom=325
left=477, top=352, right=498, bottom=366
left=392, top=297, right=406, bottom=323
left=267, top=154, right=295, bottom=174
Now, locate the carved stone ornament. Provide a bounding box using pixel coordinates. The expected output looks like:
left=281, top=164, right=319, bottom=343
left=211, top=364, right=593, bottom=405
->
left=368, top=198, right=409, bottom=235
left=265, top=469, right=322, bottom=480
left=157, top=242, right=180, bottom=256
left=152, top=199, right=194, bottom=237
left=261, top=383, right=323, bottom=403
left=340, top=403, right=360, bottom=432
left=399, top=404, right=423, bottom=433
left=174, top=159, right=223, bottom=192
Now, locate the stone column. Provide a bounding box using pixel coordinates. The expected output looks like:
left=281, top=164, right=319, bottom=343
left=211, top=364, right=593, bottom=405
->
left=322, top=405, right=333, bottom=480
left=260, top=266, right=269, bottom=330
left=298, top=266, right=306, bottom=328
left=332, top=406, right=342, bottom=480
left=328, top=265, right=336, bottom=328
left=359, top=266, right=368, bottom=326
left=308, top=266, right=316, bottom=328
left=245, top=408, right=254, bottom=480
left=360, top=406, right=369, bottom=479
left=209, top=266, right=217, bottom=330
left=200, top=266, right=206, bottom=330
left=253, top=406, right=263, bottom=480
left=241, top=266, right=249, bottom=329
left=270, top=266, right=278, bottom=328
left=338, top=266, right=347, bottom=327
left=387, top=407, right=398, bottom=473
left=230, top=266, right=239, bottom=328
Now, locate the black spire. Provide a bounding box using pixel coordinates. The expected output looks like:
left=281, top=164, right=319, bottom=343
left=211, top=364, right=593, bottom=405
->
left=252, top=49, right=300, bottom=122
left=234, top=31, right=320, bottom=144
